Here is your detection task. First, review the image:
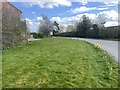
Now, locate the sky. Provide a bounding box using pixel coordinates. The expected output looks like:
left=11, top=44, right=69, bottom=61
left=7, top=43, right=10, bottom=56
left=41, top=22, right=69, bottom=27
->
left=7, top=0, right=119, bottom=32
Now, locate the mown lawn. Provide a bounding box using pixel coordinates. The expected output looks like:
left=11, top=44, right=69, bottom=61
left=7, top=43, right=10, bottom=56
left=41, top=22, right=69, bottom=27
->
left=2, top=38, right=119, bottom=88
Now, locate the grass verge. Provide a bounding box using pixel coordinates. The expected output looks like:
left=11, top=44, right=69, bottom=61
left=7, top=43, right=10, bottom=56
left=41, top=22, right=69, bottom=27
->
left=2, top=38, right=120, bottom=88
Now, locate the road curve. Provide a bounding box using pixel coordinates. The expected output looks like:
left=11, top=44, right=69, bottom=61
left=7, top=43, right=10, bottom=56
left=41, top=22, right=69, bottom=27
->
left=70, top=38, right=119, bottom=63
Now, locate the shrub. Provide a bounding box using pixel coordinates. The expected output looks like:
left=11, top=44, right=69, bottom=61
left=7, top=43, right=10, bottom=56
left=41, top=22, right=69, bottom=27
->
left=38, top=33, right=44, bottom=38
left=31, top=32, right=43, bottom=39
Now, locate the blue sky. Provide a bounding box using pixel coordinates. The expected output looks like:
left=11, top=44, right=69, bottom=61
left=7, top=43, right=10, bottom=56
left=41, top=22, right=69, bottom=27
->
left=9, top=0, right=119, bottom=32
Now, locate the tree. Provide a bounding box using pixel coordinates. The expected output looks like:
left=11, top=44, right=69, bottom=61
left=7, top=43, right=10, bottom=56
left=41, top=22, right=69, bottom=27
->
left=66, top=25, right=74, bottom=32
left=38, top=16, right=53, bottom=36
left=76, top=15, right=92, bottom=37
left=92, top=24, right=99, bottom=38
left=59, top=25, right=66, bottom=33
left=53, top=21, right=60, bottom=31
left=97, top=14, right=106, bottom=28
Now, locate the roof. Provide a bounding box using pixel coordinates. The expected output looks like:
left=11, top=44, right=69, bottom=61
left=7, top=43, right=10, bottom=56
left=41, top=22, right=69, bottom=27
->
left=2, top=0, right=22, bottom=13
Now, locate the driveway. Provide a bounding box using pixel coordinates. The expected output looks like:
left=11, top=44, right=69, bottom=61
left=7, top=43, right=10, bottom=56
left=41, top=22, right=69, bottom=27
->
left=28, top=39, right=41, bottom=41
left=70, top=38, right=119, bottom=63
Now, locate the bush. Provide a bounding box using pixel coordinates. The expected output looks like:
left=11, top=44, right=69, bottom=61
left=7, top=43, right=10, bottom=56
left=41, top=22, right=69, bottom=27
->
left=31, top=32, right=43, bottom=39
left=38, top=33, right=43, bottom=38
left=33, top=33, right=38, bottom=39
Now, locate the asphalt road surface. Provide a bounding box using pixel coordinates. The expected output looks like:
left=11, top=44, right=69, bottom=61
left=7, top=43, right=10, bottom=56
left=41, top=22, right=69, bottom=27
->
left=70, top=38, right=119, bottom=63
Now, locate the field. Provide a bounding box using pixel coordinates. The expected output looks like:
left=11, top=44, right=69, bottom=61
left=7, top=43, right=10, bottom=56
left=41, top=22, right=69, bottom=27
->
left=2, top=38, right=119, bottom=88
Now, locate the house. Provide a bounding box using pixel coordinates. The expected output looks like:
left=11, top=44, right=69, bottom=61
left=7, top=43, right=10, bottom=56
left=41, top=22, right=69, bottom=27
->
left=106, top=25, right=120, bottom=30
left=2, top=0, right=28, bottom=49
left=0, top=1, right=2, bottom=49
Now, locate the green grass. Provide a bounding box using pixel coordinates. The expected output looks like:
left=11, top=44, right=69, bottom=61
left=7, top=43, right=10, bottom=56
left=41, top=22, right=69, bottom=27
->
left=2, top=38, right=119, bottom=88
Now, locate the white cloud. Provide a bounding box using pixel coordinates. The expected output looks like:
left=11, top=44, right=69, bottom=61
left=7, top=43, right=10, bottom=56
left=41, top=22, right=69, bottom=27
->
left=36, top=17, right=43, bottom=21
left=51, top=10, right=118, bottom=27
left=32, top=12, right=36, bottom=14
left=25, top=18, right=40, bottom=32
left=51, top=13, right=97, bottom=26
left=6, top=0, right=118, bottom=8
left=70, top=0, right=118, bottom=5
left=25, top=18, right=33, bottom=25
left=97, top=7, right=108, bottom=10
left=11, top=0, right=71, bottom=8
left=97, top=10, right=118, bottom=21
left=69, top=0, right=88, bottom=5
left=68, top=6, right=108, bottom=14
left=7, top=0, right=118, bottom=5
left=68, top=6, right=96, bottom=13
left=51, top=17, right=62, bottom=22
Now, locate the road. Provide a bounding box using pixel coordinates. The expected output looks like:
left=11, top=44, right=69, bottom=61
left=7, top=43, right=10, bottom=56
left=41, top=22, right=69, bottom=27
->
left=70, top=38, right=119, bottom=63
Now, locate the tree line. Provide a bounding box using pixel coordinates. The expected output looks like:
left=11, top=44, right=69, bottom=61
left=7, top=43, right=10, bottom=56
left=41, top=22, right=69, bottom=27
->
left=54, top=15, right=119, bottom=40
left=30, top=15, right=119, bottom=40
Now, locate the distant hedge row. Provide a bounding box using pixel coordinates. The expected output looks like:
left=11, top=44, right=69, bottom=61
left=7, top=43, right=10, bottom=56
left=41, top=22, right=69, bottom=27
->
left=54, top=26, right=120, bottom=39
left=30, top=32, right=44, bottom=38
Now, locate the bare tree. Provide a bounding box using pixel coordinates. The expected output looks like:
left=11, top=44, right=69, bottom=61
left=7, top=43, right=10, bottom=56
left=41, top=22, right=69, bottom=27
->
left=97, top=14, right=106, bottom=28
left=59, top=25, right=66, bottom=32
left=38, top=16, right=53, bottom=36
left=66, top=25, right=74, bottom=32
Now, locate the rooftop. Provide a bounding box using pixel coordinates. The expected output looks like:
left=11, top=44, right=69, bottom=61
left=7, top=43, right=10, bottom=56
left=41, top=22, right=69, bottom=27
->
left=2, top=0, right=22, bottom=13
